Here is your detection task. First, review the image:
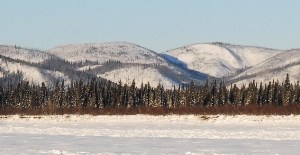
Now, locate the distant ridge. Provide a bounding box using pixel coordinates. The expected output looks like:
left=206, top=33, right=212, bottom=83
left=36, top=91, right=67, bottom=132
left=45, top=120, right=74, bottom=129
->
left=0, top=41, right=300, bottom=87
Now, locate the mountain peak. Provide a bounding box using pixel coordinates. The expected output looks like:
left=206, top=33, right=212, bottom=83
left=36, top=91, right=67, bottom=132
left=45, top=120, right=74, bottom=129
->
left=0, top=45, right=50, bottom=63
left=165, top=43, right=283, bottom=78
left=48, top=42, right=163, bottom=64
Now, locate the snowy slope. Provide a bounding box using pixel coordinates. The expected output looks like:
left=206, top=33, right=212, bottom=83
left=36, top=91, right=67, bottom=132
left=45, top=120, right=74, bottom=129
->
left=2, top=42, right=299, bottom=88
left=0, top=58, right=70, bottom=85
left=164, top=43, right=282, bottom=78
left=0, top=43, right=186, bottom=88
left=48, top=42, right=166, bottom=65
left=231, top=49, right=300, bottom=86
left=98, top=66, right=176, bottom=88
left=0, top=45, right=50, bottom=63
left=48, top=42, right=197, bottom=88
left=0, top=45, right=70, bottom=85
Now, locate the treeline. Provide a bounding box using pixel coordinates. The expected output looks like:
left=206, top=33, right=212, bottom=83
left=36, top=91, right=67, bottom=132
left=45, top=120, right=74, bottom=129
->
left=0, top=74, right=300, bottom=115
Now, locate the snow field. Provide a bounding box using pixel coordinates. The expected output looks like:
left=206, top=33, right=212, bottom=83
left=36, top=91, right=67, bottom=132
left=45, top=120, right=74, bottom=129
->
left=0, top=115, right=300, bottom=154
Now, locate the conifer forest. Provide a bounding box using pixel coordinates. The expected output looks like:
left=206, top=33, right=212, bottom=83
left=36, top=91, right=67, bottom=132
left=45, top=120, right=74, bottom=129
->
left=0, top=73, right=300, bottom=115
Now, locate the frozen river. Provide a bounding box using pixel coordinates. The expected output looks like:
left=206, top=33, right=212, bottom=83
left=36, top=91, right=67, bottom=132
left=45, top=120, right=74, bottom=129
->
left=0, top=115, right=299, bottom=155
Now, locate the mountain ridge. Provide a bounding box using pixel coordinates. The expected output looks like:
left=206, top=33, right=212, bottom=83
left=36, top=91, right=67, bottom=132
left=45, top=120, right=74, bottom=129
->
left=164, top=42, right=283, bottom=78
left=0, top=41, right=299, bottom=88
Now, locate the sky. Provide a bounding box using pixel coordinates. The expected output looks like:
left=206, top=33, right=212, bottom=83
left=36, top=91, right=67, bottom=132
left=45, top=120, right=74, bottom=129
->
left=1, top=0, right=300, bottom=52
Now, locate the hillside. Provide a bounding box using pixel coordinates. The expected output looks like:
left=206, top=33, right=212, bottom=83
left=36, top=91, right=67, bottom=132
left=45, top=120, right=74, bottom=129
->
left=48, top=42, right=205, bottom=88
left=0, top=56, right=69, bottom=85
left=0, top=45, right=51, bottom=63
left=0, top=45, right=91, bottom=86
left=48, top=42, right=166, bottom=64
left=230, top=49, right=300, bottom=86
left=1, top=42, right=300, bottom=88
left=163, top=43, right=282, bottom=78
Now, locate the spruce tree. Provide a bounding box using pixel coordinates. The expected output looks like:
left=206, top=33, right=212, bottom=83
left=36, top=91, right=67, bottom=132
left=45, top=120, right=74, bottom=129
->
left=283, top=74, right=291, bottom=105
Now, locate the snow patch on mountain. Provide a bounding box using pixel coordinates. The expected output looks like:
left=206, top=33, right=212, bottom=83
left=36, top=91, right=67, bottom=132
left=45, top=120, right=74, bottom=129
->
left=166, top=44, right=237, bottom=77
left=231, top=49, right=300, bottom=86
left=0, top=45, right=50, bottom=63
left=165, top=43, right=282, bottom=78
left=220, top=44, right=282, bottom=67
left=78, top=65, right=102, bottom=71
left=98, top=66, right=176, bottom=88
left=235, top=49, right=300, bottom=78
left=234, top=65, right=300, bottom=86
left=0, top=59, right=70, bottom=85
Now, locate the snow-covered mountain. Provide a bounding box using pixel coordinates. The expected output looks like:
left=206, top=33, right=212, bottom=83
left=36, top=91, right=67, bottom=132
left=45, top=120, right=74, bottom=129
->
left=0, top=45, right=51, bottom=63
left=163, top=43, right=282, bottom=78
left=0, top=60, right=69, bottom=85
left=230, top=49, right=300, bottom=86
left=0, top=46, right=69, bottom=85
left=48, top=42, right=205, bottom=88
left=2, top=42, right=300, bottom=88
left=48, top=42, right=166, bottom=64
left=0, top=43, right=194, bottom=88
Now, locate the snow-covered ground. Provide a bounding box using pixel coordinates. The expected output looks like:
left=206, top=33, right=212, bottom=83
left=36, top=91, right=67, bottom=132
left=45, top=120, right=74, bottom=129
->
left=0, top=115, right=299, bottom=155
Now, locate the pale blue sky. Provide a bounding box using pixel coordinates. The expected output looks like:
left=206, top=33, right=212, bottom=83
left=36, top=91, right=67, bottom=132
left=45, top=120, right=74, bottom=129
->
left=1, top=0, right=300, bottom=52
